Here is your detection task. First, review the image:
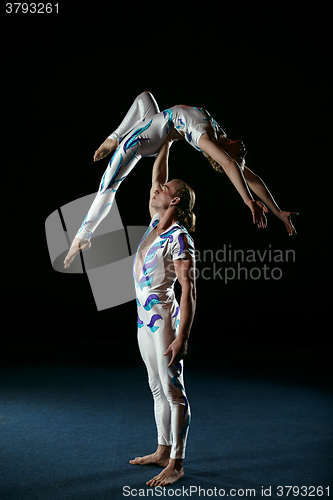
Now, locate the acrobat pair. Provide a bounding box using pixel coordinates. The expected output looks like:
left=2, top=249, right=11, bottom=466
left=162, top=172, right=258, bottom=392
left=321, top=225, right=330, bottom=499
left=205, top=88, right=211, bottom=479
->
left=63, top=91, right=298, bottom=487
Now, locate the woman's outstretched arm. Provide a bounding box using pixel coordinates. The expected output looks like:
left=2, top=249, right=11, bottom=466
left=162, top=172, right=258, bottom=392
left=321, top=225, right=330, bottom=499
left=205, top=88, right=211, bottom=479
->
left=243, top=166, right=298, bottom=235
left=199, top=133, right=269, bottom=229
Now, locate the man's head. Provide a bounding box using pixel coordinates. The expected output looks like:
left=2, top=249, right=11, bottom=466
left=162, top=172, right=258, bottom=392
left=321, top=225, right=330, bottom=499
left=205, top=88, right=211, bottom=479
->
left=151, top=179, right=196, bottom=233
left=150, top=180, right=180, bottom=212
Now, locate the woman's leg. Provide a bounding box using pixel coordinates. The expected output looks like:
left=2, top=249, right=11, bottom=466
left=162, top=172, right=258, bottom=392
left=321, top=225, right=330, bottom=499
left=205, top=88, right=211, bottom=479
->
left=64, top=108, right=169, bottom=268
left=109, top=91, right=160, bottom=141
left=64, top=142, right=141, bottom=268
left=76, top=144, right=141, bottom=241
left=94, top=91, right=160, bottom=161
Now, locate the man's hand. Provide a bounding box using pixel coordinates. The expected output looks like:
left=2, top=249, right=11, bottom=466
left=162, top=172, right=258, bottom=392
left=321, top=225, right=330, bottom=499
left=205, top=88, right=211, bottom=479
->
left=167, top=126, right=185, bottom=143
left=164, top=338, right=188, bottom=367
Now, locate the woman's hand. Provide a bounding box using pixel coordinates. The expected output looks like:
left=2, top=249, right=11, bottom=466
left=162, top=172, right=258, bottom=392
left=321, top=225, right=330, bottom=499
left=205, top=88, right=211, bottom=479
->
left=247, top=200, right=269, bottom=228
left=277, top=211, right=299, bottom=236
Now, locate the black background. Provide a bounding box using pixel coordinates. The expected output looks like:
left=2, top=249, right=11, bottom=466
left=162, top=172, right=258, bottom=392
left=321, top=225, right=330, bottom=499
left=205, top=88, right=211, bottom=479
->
left=1, top=4, right=329, bottom=371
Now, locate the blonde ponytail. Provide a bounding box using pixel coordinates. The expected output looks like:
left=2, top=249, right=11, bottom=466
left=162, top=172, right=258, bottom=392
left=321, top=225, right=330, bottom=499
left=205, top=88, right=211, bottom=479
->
left=172, top=179, right=196, bottom=233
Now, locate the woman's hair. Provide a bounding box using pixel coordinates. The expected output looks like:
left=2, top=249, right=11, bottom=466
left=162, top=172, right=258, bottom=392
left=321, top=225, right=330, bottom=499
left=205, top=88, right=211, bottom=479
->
left=201, top=135, right=246, bottom=173
left=202, top=151, right=224, bottom=174
left=201, top=135, right=226, bottom=174
left=172, top=179, right=196, bottom=233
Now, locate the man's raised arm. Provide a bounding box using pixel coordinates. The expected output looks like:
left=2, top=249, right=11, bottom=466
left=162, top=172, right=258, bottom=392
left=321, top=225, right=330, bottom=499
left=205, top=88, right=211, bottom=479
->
left=149, top=127, right=183, bottom=218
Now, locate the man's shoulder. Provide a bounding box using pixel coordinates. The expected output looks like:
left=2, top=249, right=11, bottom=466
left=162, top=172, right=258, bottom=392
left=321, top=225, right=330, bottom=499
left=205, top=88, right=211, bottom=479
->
left=176, top=223, right=195, bottom=243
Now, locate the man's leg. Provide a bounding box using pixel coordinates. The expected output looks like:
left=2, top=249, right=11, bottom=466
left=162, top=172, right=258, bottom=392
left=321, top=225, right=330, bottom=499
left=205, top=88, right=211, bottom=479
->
left=145, top=322, right=190, bottom=487
left=130, top=323, right=172, bottom=467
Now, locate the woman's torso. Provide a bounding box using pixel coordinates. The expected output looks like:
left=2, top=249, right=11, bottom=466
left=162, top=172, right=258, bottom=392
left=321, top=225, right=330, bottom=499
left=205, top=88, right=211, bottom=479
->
left=123, top=104, right=226, bottom=157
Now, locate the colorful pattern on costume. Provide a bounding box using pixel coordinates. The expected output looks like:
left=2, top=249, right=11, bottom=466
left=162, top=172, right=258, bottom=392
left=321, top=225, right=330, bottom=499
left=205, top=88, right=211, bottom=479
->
left=147, top=314, right=163, bottom=333
left=134, top=213, right=194, bottom=460
left=123, top=119, right=153, bottom=153
left=143, top=294, right=161, bottom=311
left=163, top=109, right=174, bottom=135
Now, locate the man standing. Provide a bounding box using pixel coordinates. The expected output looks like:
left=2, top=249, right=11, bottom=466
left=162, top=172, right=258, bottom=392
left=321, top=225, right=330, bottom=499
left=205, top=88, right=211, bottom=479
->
left=130, top=130, right=196, bottom=487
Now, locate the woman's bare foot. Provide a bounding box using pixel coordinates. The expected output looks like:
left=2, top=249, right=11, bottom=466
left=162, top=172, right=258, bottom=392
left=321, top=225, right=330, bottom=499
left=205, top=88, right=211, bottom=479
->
left=146, top=458, right=184, bottom=487
left=64, top=237, right=91, bottom=269
left=129, top=444, right=170, bottom=467
left=93, top=138, right=119, bottom=162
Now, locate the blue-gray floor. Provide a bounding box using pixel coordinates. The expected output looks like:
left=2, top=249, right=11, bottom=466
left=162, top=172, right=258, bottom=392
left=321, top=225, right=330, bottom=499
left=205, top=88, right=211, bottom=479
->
left=0, top=362, right=332, bottom=499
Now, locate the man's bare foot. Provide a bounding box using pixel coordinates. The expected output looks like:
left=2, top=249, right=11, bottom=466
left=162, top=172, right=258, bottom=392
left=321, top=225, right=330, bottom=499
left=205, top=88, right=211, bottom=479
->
left=93, top=138, right=119, bottom=162
left=146, top=458, right=184, bottom=487
left=129, top=444, right=170, bottom=467
left=64, top=237, right=91, bottom=269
